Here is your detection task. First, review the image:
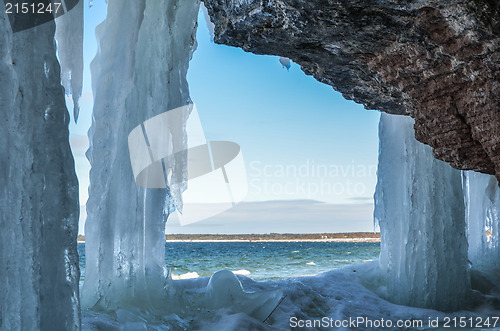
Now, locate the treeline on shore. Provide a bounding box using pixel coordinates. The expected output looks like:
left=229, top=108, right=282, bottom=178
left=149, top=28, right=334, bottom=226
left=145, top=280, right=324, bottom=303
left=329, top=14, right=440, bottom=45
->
left=77, top=232, right=380, bottom=242
left=167, top=232, right=381, bottom=241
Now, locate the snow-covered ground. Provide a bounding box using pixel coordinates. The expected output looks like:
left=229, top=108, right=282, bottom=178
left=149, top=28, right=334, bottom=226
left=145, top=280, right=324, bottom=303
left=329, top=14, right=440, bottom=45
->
left=82, top=261, right=500, bottom=330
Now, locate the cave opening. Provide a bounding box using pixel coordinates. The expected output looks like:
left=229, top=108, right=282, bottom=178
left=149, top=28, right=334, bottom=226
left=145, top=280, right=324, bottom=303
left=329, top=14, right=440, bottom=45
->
left=71, top=2, right=385, bottom=327
left=71, top=1, right=500, bottom=323
left=71, top=1, right=382, bottom=286
left=3, top=0, right=500, bottom=329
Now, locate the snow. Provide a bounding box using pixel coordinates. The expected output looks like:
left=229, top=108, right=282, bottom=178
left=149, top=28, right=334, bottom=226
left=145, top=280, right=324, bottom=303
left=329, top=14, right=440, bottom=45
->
left=374, top=113, right=469, bottom=311
left=0, top=8, right=80, bottom=330
left=205, top=270, right=283, bottom=322
left=173, top=271, right=200, bottom=280
left=234, top=269, right=252, bottom=276
left=82, top=263, right=500, bottom=330
left=55, top=0, right=84, bottom=122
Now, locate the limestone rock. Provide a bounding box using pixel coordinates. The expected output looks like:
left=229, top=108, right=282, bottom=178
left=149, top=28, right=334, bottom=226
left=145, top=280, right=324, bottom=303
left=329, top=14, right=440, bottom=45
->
left=203, top=0, right=500, bottom=180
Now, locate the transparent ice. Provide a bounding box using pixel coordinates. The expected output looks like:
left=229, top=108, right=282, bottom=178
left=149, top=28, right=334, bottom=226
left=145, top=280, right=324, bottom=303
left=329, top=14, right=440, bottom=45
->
left=464, top=171, right=500, bottom=273
left=82, top=0, right=199, bottom=311
left=0, top=9, right=80, bottom=330
left=55, top=0, right=84, bottom=122
left=374, top=113, right=469, bottom=311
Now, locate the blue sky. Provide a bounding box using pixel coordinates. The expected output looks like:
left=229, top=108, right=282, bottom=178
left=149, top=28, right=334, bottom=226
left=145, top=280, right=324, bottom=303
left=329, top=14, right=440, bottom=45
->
left=69, top=2, right=380, bottom=234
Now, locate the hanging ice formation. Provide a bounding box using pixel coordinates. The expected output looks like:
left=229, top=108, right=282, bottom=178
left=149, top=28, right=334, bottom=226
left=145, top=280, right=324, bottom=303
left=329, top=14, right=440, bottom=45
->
left=55, top=0, right=84, bottom=122
left=279, top=57, right=291, bottom=70
left=464, top=171, right=500, bottom=273
left=200, top=2, right=215, bottom=41
left=374, top=113, right=469, bottom=312
left=82, top=0, right=200, bottom=310
left=0, top=9, right=80, bottom=331
left=82, top=2, right=285, bottom=323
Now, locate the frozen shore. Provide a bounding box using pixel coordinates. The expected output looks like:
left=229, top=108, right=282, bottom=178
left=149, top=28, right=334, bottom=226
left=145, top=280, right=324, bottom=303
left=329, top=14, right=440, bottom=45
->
left=81, top=260, right=500, bottom=330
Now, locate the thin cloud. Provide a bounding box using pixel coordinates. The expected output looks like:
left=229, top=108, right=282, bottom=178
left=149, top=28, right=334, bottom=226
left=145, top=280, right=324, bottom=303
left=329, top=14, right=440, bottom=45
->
left=350, top=197, right=373, bottom=202
left=167, top=200, right=374, bottom=234
left=70, top=134, right=89, bottom=153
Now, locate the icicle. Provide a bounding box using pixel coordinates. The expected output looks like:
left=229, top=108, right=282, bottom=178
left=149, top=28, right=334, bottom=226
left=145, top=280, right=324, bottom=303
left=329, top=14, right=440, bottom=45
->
left=0, top=9, right=80, bottom=330
left=55, top=0, right=84, bottom=122
left=82, top=0, right=200, bottom=311
left=200, top=2, right=215, bottom=41
left=279, top=57, right=291, bottom=70
left=374, top=113, right=469, bottom=312
left=464, top=171, right=500, bottom=272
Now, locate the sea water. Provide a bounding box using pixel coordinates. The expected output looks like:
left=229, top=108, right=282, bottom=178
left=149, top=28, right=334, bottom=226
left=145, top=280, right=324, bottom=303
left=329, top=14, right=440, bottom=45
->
left=78, top=241, right=380, bottom=283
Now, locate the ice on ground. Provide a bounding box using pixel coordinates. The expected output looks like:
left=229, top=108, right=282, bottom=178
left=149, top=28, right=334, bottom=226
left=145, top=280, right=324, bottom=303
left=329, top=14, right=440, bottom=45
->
left=205, top=270, right=283, bottom=322
left=233, top=269, right=251, bottom=276
left=82, top=262, right=500, bottom=330
left=172, top=272, right=200, bottom=280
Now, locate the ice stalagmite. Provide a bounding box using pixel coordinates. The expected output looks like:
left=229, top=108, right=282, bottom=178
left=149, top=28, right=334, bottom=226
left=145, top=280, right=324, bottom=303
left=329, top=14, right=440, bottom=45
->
left=0, top=10, right=80, bottom=331
left=374, top=113, right=469, bottom=312
left=464, top=171, right=500, bottom=272
left=82, top=0, right=200, bottom=311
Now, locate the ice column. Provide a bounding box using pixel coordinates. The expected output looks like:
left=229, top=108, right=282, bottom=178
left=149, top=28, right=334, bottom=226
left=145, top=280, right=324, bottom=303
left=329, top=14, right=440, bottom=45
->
left=463, top=171, right=500, bottom=271
left=82, top=0, right=200, bottom=311
left=374, top=113, right=469, bottom=312
left=0, top=10, right=80, bottom=331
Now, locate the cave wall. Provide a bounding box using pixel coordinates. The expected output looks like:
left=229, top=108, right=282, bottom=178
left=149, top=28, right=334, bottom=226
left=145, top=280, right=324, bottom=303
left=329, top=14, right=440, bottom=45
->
left=203, top=0, right=500, bottom=181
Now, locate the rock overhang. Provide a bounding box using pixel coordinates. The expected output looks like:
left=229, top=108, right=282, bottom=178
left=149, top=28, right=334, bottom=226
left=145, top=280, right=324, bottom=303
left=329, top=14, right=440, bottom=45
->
left=203, top=0, right=500, bottom=181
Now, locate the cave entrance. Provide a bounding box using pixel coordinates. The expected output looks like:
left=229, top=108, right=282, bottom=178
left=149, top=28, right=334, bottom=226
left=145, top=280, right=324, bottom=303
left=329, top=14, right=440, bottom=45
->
left=69, top=3, right=381, bottom=285
left=161, top=8, right=381, bottom=280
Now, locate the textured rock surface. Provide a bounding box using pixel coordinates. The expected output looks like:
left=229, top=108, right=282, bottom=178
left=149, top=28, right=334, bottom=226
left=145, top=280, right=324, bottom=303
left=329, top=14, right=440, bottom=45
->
left=203, top=0, right=500, bottom=180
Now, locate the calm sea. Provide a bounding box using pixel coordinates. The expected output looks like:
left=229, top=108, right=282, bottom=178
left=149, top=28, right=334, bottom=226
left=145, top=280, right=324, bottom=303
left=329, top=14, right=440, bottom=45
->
left=78, top=241, right=380, bottom=283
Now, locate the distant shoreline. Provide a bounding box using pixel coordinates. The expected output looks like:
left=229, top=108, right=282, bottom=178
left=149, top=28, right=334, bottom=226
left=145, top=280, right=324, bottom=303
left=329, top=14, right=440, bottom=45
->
left=77, top=232, right=381, bottom=243
left=164, top=238, right=380, bottom=243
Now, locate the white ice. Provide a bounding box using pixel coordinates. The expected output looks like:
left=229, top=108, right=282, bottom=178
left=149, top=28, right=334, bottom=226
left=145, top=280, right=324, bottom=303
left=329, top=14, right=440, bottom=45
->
left=205, top=270, right=283, bottom=322
left=82, top=263, right=500, bottom=330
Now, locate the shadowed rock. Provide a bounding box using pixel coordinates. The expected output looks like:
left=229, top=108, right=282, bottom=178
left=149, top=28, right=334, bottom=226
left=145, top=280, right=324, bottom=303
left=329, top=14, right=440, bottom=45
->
left=203, top=0, right=500, bottom=181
